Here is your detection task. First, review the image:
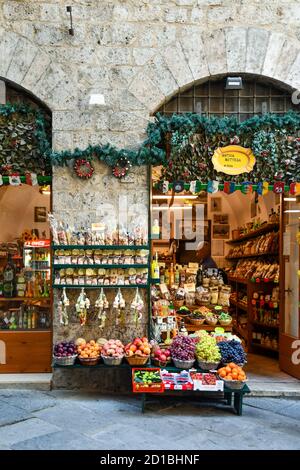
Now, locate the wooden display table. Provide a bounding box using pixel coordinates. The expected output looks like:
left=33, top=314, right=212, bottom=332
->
left=140, top=384, right=250, bottom=415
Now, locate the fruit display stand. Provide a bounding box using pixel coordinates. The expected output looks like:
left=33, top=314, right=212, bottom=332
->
left=134, top=365, right=250, bottom=415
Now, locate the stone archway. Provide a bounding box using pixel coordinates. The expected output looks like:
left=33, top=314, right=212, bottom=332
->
left=128, top=26, right=300, bottom=114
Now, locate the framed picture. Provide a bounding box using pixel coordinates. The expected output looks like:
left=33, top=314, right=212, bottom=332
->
left=210, top=197, right=222, bottom=212
left=34, top=206, right=47, bottom=223
left=213, top=214, right=229, bottom=224
left=212, top=224, right=230, bottom=239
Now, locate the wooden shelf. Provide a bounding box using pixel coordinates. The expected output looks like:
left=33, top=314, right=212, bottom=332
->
left=226, top=251, right=278, bottom=260
left=252, top=321, right=279, bottom=329
left=52, top=245, right=149, bottom=250
left=53, top=264, right=148, bottom=270
left=53, top=284, right=148, bottom=289
left=228, top=277, right=248, bottom=285
left=0, top=297, right=50, bottom=302
left=185, top=323, right=232, bottom=332
left=226, top=223, right=279, bottom=244
left=230, top=299, right=248, bottom=312
left=251, top=343, right=278, bottom=353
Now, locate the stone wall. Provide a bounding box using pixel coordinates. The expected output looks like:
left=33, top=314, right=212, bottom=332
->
left=1, top=0, right=300, bottom=388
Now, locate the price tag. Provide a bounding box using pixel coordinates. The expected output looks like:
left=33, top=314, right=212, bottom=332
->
left=4, top=317, right=9, bottom=324
left=174, top=384, right=182, bottom=390
left=184, top=283, right=196, bottom=293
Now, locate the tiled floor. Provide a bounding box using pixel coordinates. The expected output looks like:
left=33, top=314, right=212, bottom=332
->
left=246, top=353, right=300, bottom=396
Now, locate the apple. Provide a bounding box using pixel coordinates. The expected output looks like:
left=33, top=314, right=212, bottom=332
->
left=155, top=348, right=162, bottom=356
left=129, top=344, right=137, bottom=353
left=135, top=350, right=143, bottom=356
left=142, top=337, right=148, bottom=343
left=164, top=350, right=170, bottom=358
left=160, top=354, right=167, bottom=362
left=127, top=350, right=134, bottom=357
left=134, top=338, right=143, bottom=347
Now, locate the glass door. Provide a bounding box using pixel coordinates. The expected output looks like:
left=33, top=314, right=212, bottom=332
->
left=279, top=195, right=300, bottom=378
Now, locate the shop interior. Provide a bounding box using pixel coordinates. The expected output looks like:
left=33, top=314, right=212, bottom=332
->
left=0, top=184, right=52, bottom=372
left=151, top=180, right=286, bottom=375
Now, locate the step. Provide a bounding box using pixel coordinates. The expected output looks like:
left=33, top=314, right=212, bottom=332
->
left=0, top=373, right=52, bottom=390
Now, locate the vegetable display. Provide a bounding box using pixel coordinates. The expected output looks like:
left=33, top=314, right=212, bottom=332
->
left=170, top=335, right=195, bottom=361
left=134, top=370, right=162, bottom=384
left=195, top=333, right=221, bottom=362
left=218, top=339, right=247, bottom=364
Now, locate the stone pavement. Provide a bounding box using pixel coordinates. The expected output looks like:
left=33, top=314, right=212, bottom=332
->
left=0, top=390, right=300, bottom=450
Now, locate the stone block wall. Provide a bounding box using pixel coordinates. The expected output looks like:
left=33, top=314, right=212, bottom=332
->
left=1, top=0, right=300, bottom=388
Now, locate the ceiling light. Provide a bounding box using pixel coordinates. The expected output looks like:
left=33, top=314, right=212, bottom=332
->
left=89, top=93, right=106, bottom=106
left=284, top=209, right=300, bottom=213
left=284, top=197, right=297, bottom=201
left=152, top=206, right=192, bottom=211
left=152, top=195, right=198, bottom=200
left=225, top=77, right=243, bottom=90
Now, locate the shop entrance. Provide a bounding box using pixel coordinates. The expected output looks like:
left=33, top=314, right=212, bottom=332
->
left=150, top=74, right=300, bottom=381
left=0, top=80, right=52, bottom=373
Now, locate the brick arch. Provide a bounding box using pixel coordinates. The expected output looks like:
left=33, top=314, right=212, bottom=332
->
left=128, top=26, right=300, bottom=114
left=0, top=28, right=70, bottom=111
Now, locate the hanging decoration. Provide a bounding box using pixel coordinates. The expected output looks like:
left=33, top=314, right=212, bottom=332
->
left=273, top=181, right=285, bottom=194
left=74, top=159, right=94, bottom=179
left=75, top=288, right=90, bottom=326
left=57, top=287, right=70, bottom=326
left=207, top=180, right=219, bottom=193
left=241, top=182, right=253, bottom=195
left=95, top=288, right=109, bottom=330
left=112, top=156, right=131, bottom=179
left=113, top=288, right=126, bottom=327
left=130, top=288, right=144, bottom=327
left=8, top=173, right=21, bottom=186
left=0, top=175, right=3, bottom=186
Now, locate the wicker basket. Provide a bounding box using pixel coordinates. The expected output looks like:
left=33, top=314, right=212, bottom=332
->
left=219, top=318, right=232, bottom=326
left=172, top=358, right=195, bottom=369
left=53, top=354, right=77, bottom=366
left=173, top=299, right=185, bottom=309
left=78, top=355, right=100, bottom=366
left=102, top=355, right=124, bottom=366
left=125, top=354, right=149, bottom=366
left=221, top=378, right=247, bottom=390
left=189, top=317, right=205, bottom=326
left=197, top=359, right=220, bottom=371
left=151, top=357, right=172, bottom=368
left=205, top=317, right=218, bottom=326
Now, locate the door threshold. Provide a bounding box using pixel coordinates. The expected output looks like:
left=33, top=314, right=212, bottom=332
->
left=0, top=373, right=52, bottom=390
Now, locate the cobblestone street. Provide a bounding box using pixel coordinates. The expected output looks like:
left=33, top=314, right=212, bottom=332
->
left=0, top=390, right=299, bottom=450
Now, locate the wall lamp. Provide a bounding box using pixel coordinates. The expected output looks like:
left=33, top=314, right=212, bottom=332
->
left=225, top=77, right=243, bottom=90
left=66, top=6, right=74, bottom=36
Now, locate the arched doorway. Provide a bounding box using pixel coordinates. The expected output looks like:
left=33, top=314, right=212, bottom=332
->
left=151, top=74, right=300, bottom=383
left=0, top=78, right=52, bottom=373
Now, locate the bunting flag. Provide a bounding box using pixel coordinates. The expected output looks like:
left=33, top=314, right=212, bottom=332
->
left=223, top=181, right=235, bottom=194
left=207, top=180, right=219, bottom=193
left=256, top=182, right=263, bottom=195
left=173, top=180, right=185, bottom=193
left=289, top=182, right=296, bottom=195
left=8, top=174, right=21, bottom=186
left=241, top=182, right=253, bottom=194
left=162, top=180, right=169, bottom=193
left=262, top=182, right=269, bottom=195
left=0, top=175, right=3, bottom=186
left=25, top=172, right=38, bottom=186
left=273, top=182, right=285, bottom=194
left=190, top=180, right=201, bottom=194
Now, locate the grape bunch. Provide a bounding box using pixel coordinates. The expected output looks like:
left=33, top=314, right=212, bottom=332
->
left=217, top=339, right=246, bottom=364
left=54, top=341, right=76, bottom=357
left=170, top=336, right=195, bottom=361
left=195, top=335, right=221, bottom=362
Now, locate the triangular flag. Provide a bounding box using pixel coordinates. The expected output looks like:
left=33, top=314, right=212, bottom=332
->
left=262, top=182, right=269, bottom=195
left=0, top=175, right=3, bottom=186
left=223, top=182, right=231, bottom=194
left=256, top=182, right=263, bottom=195
left=162, top=180, right=169, bottom=193
left=9, top=174, right=21, bottom=186
left=241, top=182, right=253, bottom=194
left=289, top=182, right=296, bottom=195
left=189, top=180, right=201, bottom=194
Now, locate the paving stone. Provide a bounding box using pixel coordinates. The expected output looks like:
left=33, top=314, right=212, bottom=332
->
left=0, top=418, right=61, bottom=446
left=0, top=400, right=30, bottom=426
left=0, top=390, right=56, bottom=413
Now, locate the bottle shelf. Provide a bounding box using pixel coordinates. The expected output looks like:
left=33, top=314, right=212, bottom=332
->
left=251, top=342, right=278, bottom=353
left=52, top=245, right=149, bottom=251
left=226, top=223, right=279, bottom=244
left=53, top=264, right=148, bottom=270
left=252, top=321, right=279, bottom=329
left=1, top=328, right=51, bottom=333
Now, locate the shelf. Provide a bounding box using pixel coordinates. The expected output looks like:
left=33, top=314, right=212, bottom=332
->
left=228, top=277, right=248, bottom=285
left=226, top=252, right=278, bottom=260
left=251, top=343, right=278, bottom=353
left=252, top=321, right=279, bottom=329
left=0, top=329, right=51, bottom=332
left=25, top=268, right=50, bottom=272
left=230, top=299, right=248, bottom=312
left=0, top=297, right=50, bottom=302
left=151, top=279, right=160, bottom=284
left=226, top=223, right=279, bottom=244
left=52, top=245, right=149, bottom=251
left=233, top=324, right=248, bottom=341
left=53, top=284, right=148, bottom=289
left=53, top=264, right=148, bottom=270
left=186, top=324, right=233, bottom=332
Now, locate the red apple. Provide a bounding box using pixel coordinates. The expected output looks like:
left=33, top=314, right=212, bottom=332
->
left=130, top=344, right=137, bottom=353
left=164, top=350, right=170, bottom=358
left=160, top=354, right=167, bottom=362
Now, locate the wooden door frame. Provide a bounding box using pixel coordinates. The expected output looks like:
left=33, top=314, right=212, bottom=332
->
left=279, top=193, right=300, bottom=378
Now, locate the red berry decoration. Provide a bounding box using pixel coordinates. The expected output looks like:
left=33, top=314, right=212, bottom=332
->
left=74, top=159, right=94, bottom=179
left=112, top=157, right=131, bottom=179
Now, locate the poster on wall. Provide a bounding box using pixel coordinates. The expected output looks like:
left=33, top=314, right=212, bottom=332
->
left=212, top=224, right=230, bottom=239
left=213, top=214, right=228, bottom=224
left=210, top=197, right=222, bottom=212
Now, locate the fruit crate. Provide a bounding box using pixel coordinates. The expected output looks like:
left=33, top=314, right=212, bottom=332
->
left=132, top=368, right=164, bottom=393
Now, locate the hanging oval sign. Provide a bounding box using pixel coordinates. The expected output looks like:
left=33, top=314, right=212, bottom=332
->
left=212, top=145, right=256, bottom=175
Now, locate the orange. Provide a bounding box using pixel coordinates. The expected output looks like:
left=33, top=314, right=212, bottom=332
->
left=225, top=366, right=231, bottom=374
left=232, top=372, right=238, bottom=379
left=219, top=370, right=226, bottom=378
left=238, top=374, right=244, bottom=381
left=228, top=362, right=236, bottom=369
left=226, top=375, right=233, bottom=380
left=90, top=340, right=95, bottom=346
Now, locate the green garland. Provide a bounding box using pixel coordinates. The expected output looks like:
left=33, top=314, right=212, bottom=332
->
left=50, top=110, right=300, bottom=182
left=0, top=102, right=51, bottom=175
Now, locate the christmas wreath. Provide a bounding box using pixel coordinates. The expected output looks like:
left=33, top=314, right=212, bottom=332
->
left=112, top=156, right=131, bottom=178
left=74, top=159, right=94, bottom=179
